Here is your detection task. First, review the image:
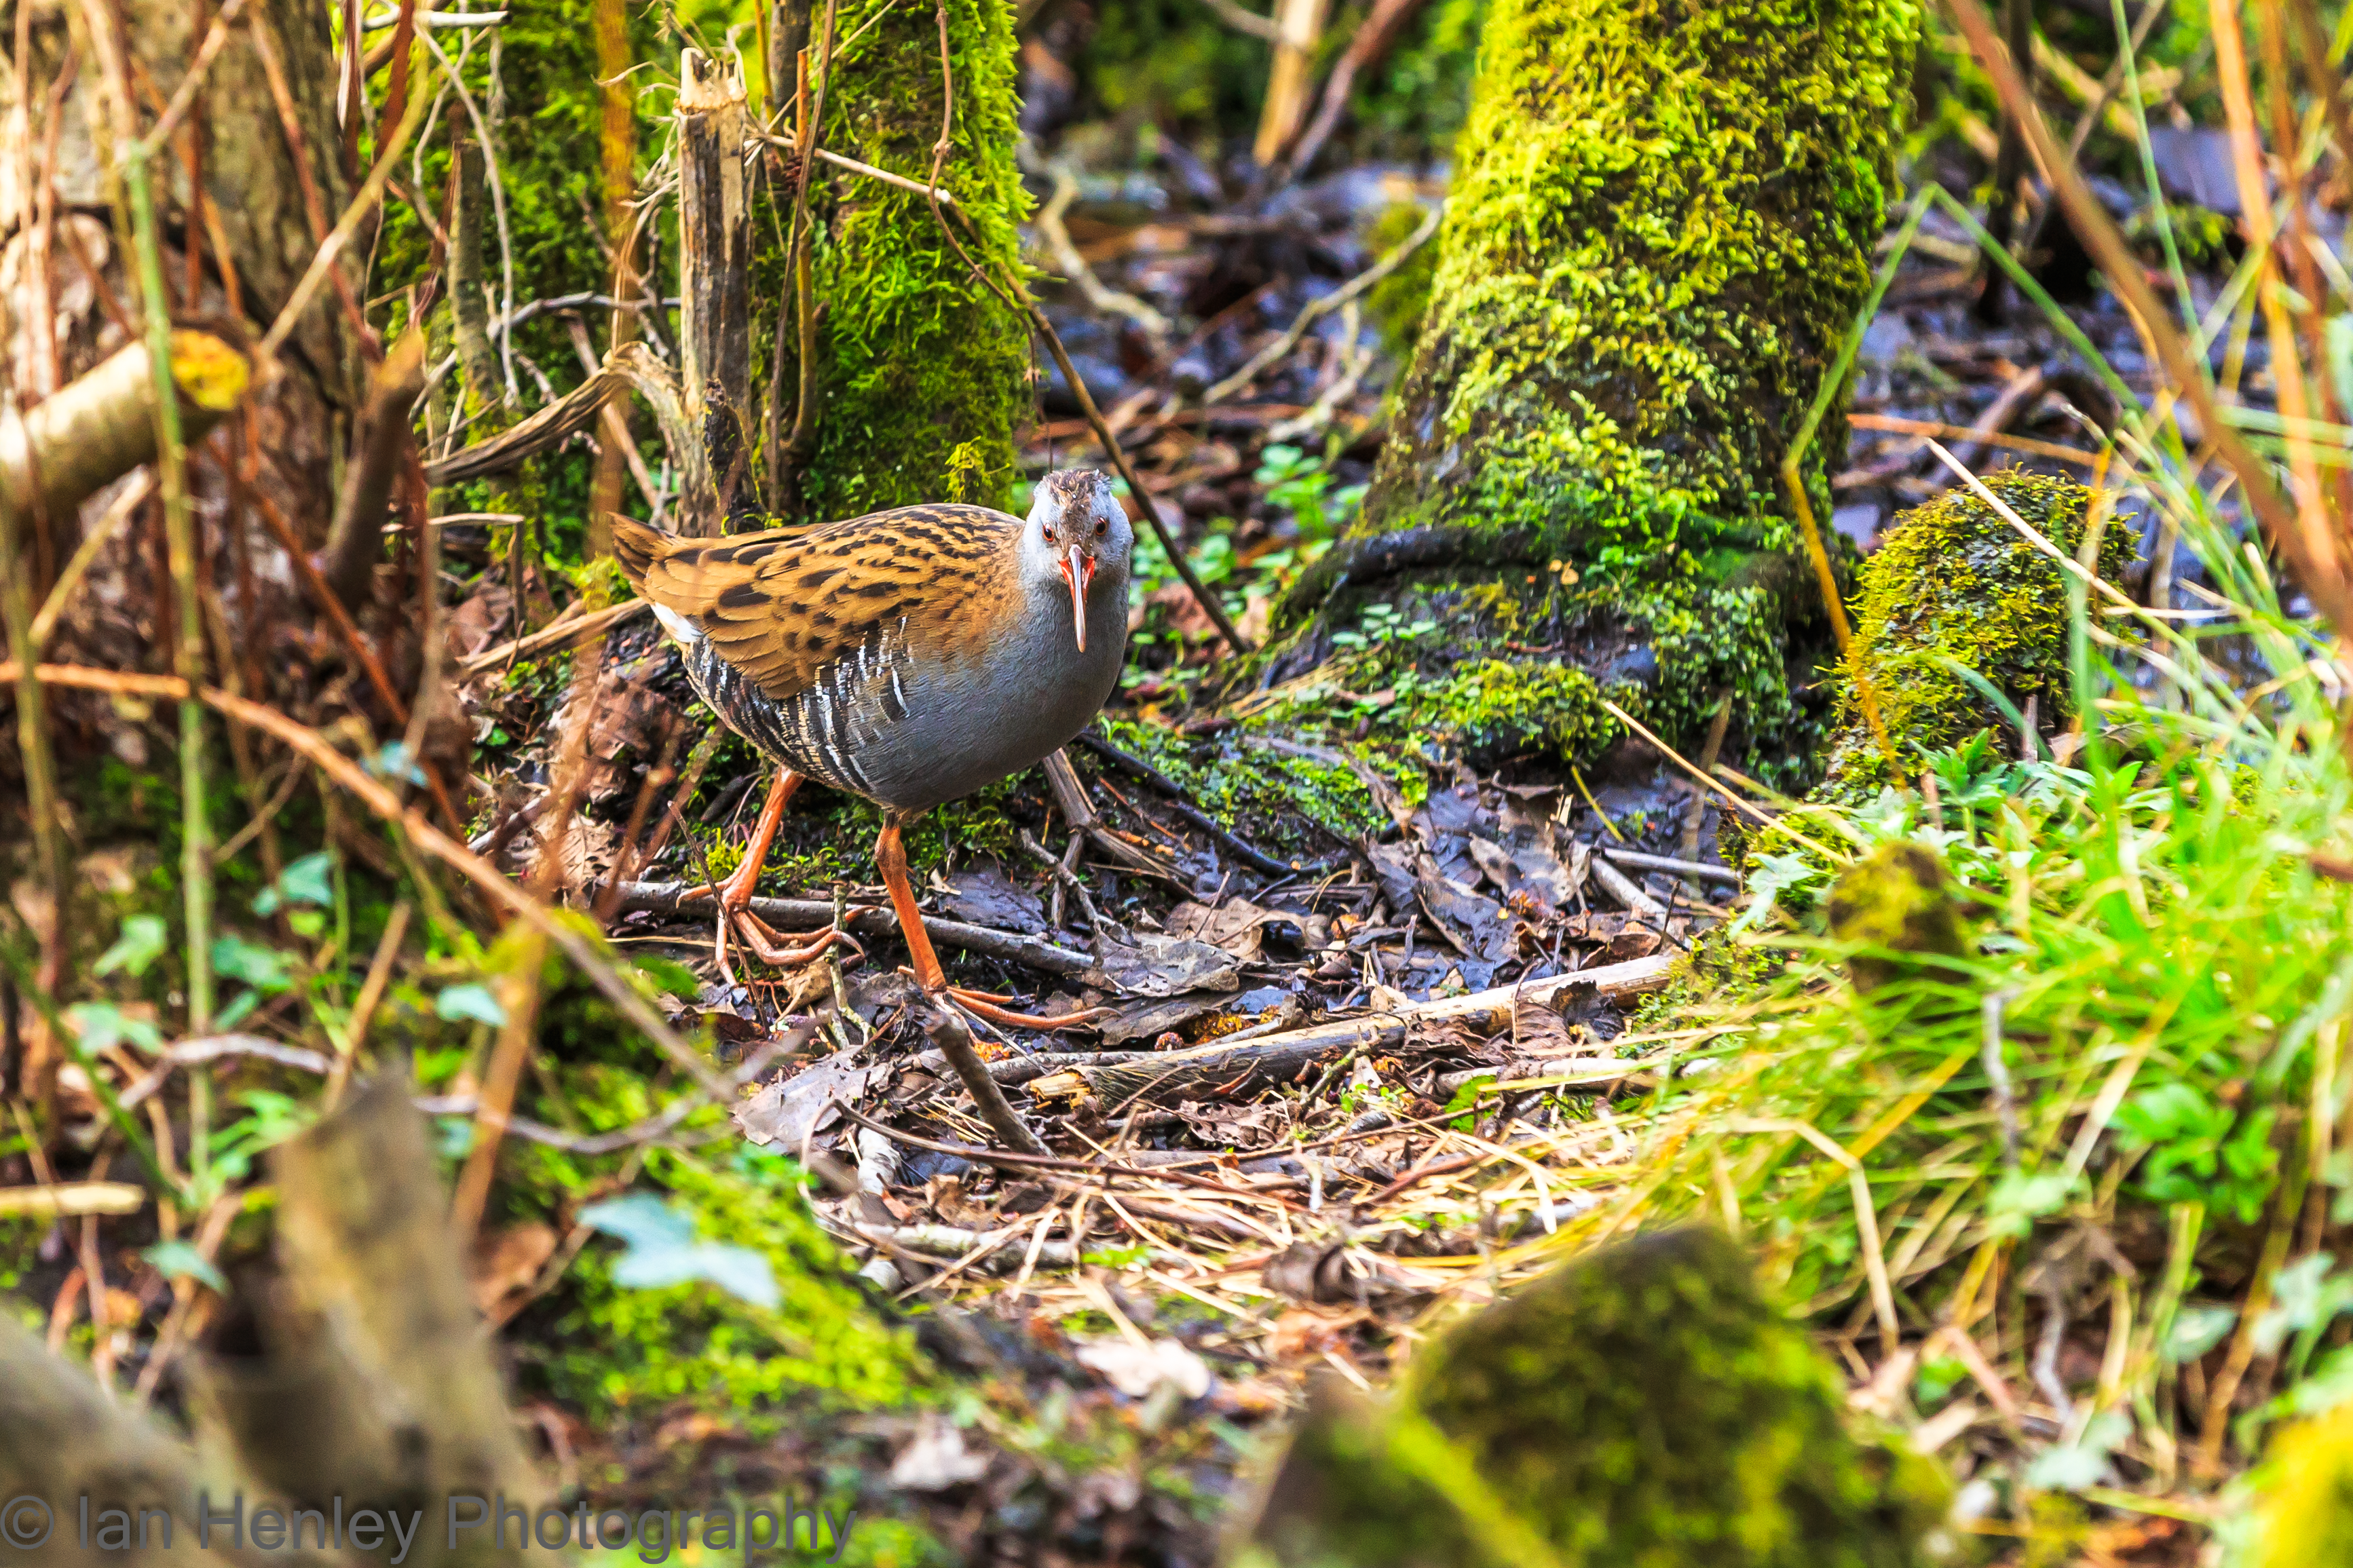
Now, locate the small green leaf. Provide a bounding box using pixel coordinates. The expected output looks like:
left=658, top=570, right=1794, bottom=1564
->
left=64, top=1001, right=163, bottom=1054
left=252, top=851, right=335, bottom=915
left=580, top=1193, right=778, bottom=1310
left=212, top=934, right=295, bottom=991
left=1985, top=1169, right=2076, bottom=1239
left=94, top=915, right=170, bottom=978
left=142, top=1240, right=227, bottom=1294
left=436, top=982, right=509, bottom=1027
left=2166, top=1303, right=2238, bottom=1363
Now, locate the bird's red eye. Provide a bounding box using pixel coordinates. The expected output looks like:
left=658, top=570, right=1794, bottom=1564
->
left=1095, top=519, right=1108, bottom=537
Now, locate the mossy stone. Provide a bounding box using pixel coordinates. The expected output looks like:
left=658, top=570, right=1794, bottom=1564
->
left=1824, top=841, right=1968, bottom=991
left=1818, top=468, right=2132, bottom=799
left=1237, top=1227, right=1949, bottom=1567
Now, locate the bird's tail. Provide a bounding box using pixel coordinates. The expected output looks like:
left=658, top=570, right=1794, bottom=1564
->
left=609, top=516, right=669, bottom=589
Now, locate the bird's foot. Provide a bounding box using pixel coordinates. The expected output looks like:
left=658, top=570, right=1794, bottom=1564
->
left=677, top=854, right=765, bottom=915
left=732, top=909, right=866, bottom=970
left=939, top=985, right=1110, bottom=1033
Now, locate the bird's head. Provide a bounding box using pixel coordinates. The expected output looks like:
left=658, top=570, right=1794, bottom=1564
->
left=1023, top=468, right=1132, bottom=653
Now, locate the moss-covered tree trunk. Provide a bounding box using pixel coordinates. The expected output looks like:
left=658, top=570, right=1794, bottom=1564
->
left=786, top=0, right=1032, bottom=517
left=1262, top=0, right=1917, bottom=771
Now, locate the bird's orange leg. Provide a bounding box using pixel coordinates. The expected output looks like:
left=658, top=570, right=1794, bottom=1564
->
left=681, top=766, right=803, bottom=914
left=875, top=818, right=1107, bottom=1032
left=681, top=768, right=858, bottom=976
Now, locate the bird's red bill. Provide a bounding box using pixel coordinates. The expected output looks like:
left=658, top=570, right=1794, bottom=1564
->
left=1059, top=546, right=1095, bottom=651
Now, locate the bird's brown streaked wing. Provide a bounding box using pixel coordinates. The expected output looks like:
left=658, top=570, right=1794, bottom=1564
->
left=624, top=503, right=1020, bottom=702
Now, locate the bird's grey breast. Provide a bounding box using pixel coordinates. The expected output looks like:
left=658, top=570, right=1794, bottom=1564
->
left=658, top=580, right=1127, bottom=814
left=854, top=577, right=1129, bottom=813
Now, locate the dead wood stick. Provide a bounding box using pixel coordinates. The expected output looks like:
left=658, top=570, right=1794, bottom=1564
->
left=1588, top=854, right=1666, bottom=919
left=0, top=1182, right=145, bottom=1217
left=834, top=1102, right=1311, bottom=1210
left=1277, top=0, right=1428, bottom=178
left=454, top=597, right=648, bottom=677
left=1598, top=847, right=1740, bottom=887
left=594, top=878, right=1097, bottom=976
left=926, top=1010, right=1049, bottom=1155
left=1025, top=953, right=1674, bottom=1107
left=318, top=330, right=427, bottom=610
left=0, top=334, right=246, bottom=528
left=1043, top=747, right=1175, bottom=879
left=422, top=360, right=629, bottom=484
left=829, top=1219, right=1084, bottom=1270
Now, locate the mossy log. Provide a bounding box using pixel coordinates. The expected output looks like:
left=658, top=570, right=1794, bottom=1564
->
left=1813, top=468, right=2132, bottom=801
left=1259, top=0, right=1919, bottom=771
left=788, top=0, right=1032, bottom=516
left=1237, top=1227, right=1947, bottom=1567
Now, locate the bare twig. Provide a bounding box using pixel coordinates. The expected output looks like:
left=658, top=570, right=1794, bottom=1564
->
left=1203, top=201, right=1441, bottom=402
left=925, top=1010, right=1049, bottom=1154
left=4, top=664, right=732, bottom=1101
left=1035, top=164, right=1171, bottom=337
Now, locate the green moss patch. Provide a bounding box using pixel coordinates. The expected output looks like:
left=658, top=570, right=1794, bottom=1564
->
left=1820, top=468, right=2132, bottom=798
left=1243, top=1227, right=1947, bottom=1566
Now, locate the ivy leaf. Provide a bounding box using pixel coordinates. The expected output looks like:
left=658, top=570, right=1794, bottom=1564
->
left=141, top=1240, right=227, bottom=1294
left=212, top=934, right=295, bottom=991
left=64, top=1001, right=164, bottom=1055
left=253, top=852, right=335, bottom=915
left=580, top=1193, right=778, bottom=1311
left=436, top=983, right=510, bottom=1027
left=94, top=915, right=170, bottom=979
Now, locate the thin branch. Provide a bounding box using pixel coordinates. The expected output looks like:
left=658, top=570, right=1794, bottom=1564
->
left=5, top=663, right=734, bottom=1101
left=1203, top=201, right=1440, bottom=403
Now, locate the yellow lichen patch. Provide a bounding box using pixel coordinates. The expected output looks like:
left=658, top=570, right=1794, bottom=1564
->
left=2251, top=1398, right=2353, bottom=1568
left=168, top=330, right=250, bottom=411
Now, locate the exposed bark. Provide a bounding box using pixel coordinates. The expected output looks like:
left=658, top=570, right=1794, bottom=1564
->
left=189, top=1074, right=542, bottom=1568
left=318, top=330, right=425, bottom=611
left=677, top=49, right=755, bottom=527
left=0, top=1077, right=539, bottom=1568
left=1264, top=0, right=1917, bottom=772
left=0, top=1312, right=339, bottom=1568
